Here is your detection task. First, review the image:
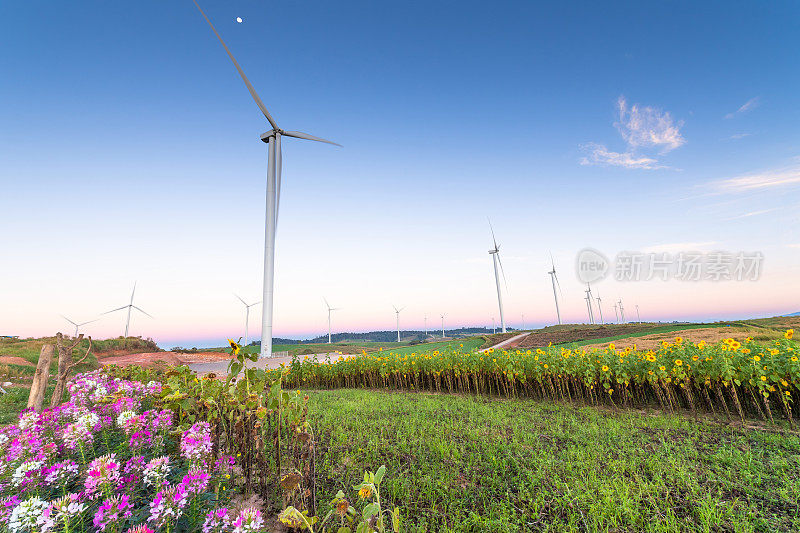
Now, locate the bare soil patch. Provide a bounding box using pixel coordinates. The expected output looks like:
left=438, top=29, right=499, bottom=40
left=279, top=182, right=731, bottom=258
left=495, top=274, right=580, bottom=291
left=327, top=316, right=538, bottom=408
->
left=0, top=356, right=34, bottom=367
left=516, top=324, right=672, bottom=349
left=581, top=326, right=754, bottom=351
left=98, top=351, right=231, bottom=368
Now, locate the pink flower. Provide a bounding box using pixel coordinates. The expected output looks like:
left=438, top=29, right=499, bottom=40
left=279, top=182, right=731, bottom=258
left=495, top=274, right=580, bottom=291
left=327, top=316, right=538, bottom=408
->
left=84, top=454, right=121, bottom=498
left=202, top=507, right=229, bottom=533
left=94, top=494, right=132, bottom=532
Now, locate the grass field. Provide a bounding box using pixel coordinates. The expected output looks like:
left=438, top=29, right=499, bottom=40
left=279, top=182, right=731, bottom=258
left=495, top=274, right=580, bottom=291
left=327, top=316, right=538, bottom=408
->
left=309, top=389, right=800, bottom=532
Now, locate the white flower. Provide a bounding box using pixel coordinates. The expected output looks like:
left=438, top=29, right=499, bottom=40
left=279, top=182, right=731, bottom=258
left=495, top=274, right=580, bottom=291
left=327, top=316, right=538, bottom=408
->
left=76, top=412, right=100, bottom=431
left=9, top=497, right=48, bottom=532
left=12, top=460, right=43, bottom=486
left=116, top=410, right=137, bottom=427
left=18, top=411, right=40, bottom=431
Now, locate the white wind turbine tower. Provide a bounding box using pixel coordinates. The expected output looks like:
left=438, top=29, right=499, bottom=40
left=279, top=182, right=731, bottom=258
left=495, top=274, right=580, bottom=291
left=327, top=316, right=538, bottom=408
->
left=613, top=302, right=620, bottom=323
left=60, top=316, right=98, bottom=337
left=595, top=291, right=604, bottom=325
left=521, top=312, right=525, bottom=331
left=618, top=299, right=626, bottom=323
left=584, top=291, right=594, bottom=324
left=392, top=305, right=404, bottom=342
left=586, top=283, right=596, bottom=324
left=323, top=298, right=341, bottom=344
left=103, top=283, right=152, bottom=339
left=440, top=314, right=445, bottom=338
left=192, top=1, right=339, bottom=358
left=234, top=294, right=260, bottom=347
left=547, top=253, right=562, bottom=326
left=424, top=315, right=428, bottom=338
left=487, top=220, right=508, bottom=333
left=635, top=304, right=641, bottom=323
left=491, top=317, right=497, bottom=334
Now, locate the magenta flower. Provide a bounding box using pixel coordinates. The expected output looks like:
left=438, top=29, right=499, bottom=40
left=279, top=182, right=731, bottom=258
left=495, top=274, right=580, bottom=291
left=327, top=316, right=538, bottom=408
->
left=84, top=454, right=122, bottom=498
left=94, top=494, right=133, bottom=532
left=202, top=507, right=229, bottom=533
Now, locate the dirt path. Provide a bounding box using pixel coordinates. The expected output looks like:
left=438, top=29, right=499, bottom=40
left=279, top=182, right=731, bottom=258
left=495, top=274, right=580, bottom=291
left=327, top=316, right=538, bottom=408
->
left=479, top=333, right=530, bottom=353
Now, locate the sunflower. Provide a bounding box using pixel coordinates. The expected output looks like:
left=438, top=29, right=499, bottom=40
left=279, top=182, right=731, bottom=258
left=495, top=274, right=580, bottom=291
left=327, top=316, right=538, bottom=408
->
left=359, top=486, right=372, bottom=500
left=602, top=365, right=609, bottom=372
left=674, top=359, right=683, bottom=366
left=228, top=339, right=241, bottom=356
left=786, top=329, right=794, bottom=340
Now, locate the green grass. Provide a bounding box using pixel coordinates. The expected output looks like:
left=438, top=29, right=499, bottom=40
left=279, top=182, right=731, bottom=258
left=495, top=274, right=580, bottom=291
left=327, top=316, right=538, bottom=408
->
left=309, top=389, right=800, bottom=532
left=364, top=337, right=485, bottom=357
left=0, top=385, right=54, bottom=424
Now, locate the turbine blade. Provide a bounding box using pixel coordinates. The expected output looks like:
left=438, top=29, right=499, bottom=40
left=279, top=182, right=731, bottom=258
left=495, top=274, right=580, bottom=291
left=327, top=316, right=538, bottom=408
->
left=130, top=281, right=137, bottom=305
left=487, top=217, right=498, bottom=250
left=554, top=272, right=563, bottom=298
left=497, top=253, right=509, bottom=292
left=191, top=0, right=279, bottom=130
left=60, top=315, right=77, bottom=326
left=78, top=319, right=99, bottom=326
left=131, top=306, right=154, bottom=319
left=102, top=306, right=128, bottom=315
left=281, top=130, right=341, bottom=146
left=323, top=297, right=330, bottom=309
left=234, top=293, right=248, bottom=306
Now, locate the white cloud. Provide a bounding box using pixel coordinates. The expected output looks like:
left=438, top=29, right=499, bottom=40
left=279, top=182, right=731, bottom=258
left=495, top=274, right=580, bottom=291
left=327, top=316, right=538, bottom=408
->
left=724, top=97, right=760, bottom=119
left=615, top=96, right=685, bottom=153
left=729, top=133, right=752, bottom=140
left=711, top=165, right=800, bottom=193
left=641, top=242, right=717, bottom=254
left=723, top=208, right=778, bottom=220
left=579, top=143, right=663, bottom=169
left=580, top=96, right=685, bottom=170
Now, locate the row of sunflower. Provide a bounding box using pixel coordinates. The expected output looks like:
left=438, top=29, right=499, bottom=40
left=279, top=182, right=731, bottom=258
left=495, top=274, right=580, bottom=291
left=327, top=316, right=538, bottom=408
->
left=268, top=330, right=798, bottom=425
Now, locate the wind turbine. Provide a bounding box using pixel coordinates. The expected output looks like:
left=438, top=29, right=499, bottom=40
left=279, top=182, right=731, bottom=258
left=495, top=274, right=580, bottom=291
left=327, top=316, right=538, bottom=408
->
left=440, top=314, right=445, bottom=339
left=584, top=291, right=594, bottom=324
left=235, top=294, right=260, bottom=347
left=521, top=312, right=525, bottom=331
left=613, top=302, right=620, bottom=323
left=635, top=304, right=641, bottom=323
left=323, top=298, right=341, bottom=344
left=192, top=1, right=340, bottom=358
left=487, top=220, right=507, bottom=333
left=492, top=317, right=497, bottom=334
left=60, top=316, right=98, bottom=337
left=103, top=283, right=152, bottom=339
left=547, top=253, right=562, bottom=326
left=618, top=299, right=626, bottom=323
left=424, top=315, right=428, bottom=338
left=584, top=284, right=595, bottom=324
left=392, top=305, right=404, bottom=342
left=595, top=291, right=604, bottom=324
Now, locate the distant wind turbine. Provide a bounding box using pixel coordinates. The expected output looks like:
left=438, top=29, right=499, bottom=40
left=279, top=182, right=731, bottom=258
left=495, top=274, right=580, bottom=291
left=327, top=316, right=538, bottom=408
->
left=192, top=1, right=340, bottom=358
left=392, top=305, right=404, bottom=342
left=235, top=294, right=260, bottom=347
left=618, top=299, right=626, bottom=323
left=487, top=219, right=507, bottom=333
left=613, top=302, right=620, bottom=323
left=60, top=316, right=98, bottom=337
left=521, top=312, right=525, bottom=331
left=547, top=253, right=562, bottom=326
left=324, top=298, right=341, bottom=344
left=635, top=304, right=641, bottom=323
left=103, top=283, right=152, bottom=338
left=440, top=314, right=445, bottom=339
left=595, top=291, right=604, bottom=324
left=492, top=317, right=497, bottom=334
left=584, top=284, right=595, bottom=324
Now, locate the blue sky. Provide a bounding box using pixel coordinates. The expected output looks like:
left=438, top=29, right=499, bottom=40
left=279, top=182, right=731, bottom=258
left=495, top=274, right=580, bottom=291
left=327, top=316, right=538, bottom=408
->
left=1, top=1, right=799, bottom=347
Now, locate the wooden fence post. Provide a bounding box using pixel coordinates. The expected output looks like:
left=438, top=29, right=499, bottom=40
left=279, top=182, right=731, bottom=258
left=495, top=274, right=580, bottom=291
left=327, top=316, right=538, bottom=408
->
left=27, top=344, right=55, bottom=413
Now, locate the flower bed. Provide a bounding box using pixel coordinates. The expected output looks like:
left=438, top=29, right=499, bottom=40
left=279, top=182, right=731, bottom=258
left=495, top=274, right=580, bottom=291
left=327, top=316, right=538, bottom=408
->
left=0, top=371, right=263, bottom=533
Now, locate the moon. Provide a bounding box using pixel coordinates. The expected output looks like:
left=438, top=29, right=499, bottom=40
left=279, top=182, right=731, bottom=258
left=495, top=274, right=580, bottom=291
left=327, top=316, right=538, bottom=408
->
left=236, top=17, right=243, bottom=23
